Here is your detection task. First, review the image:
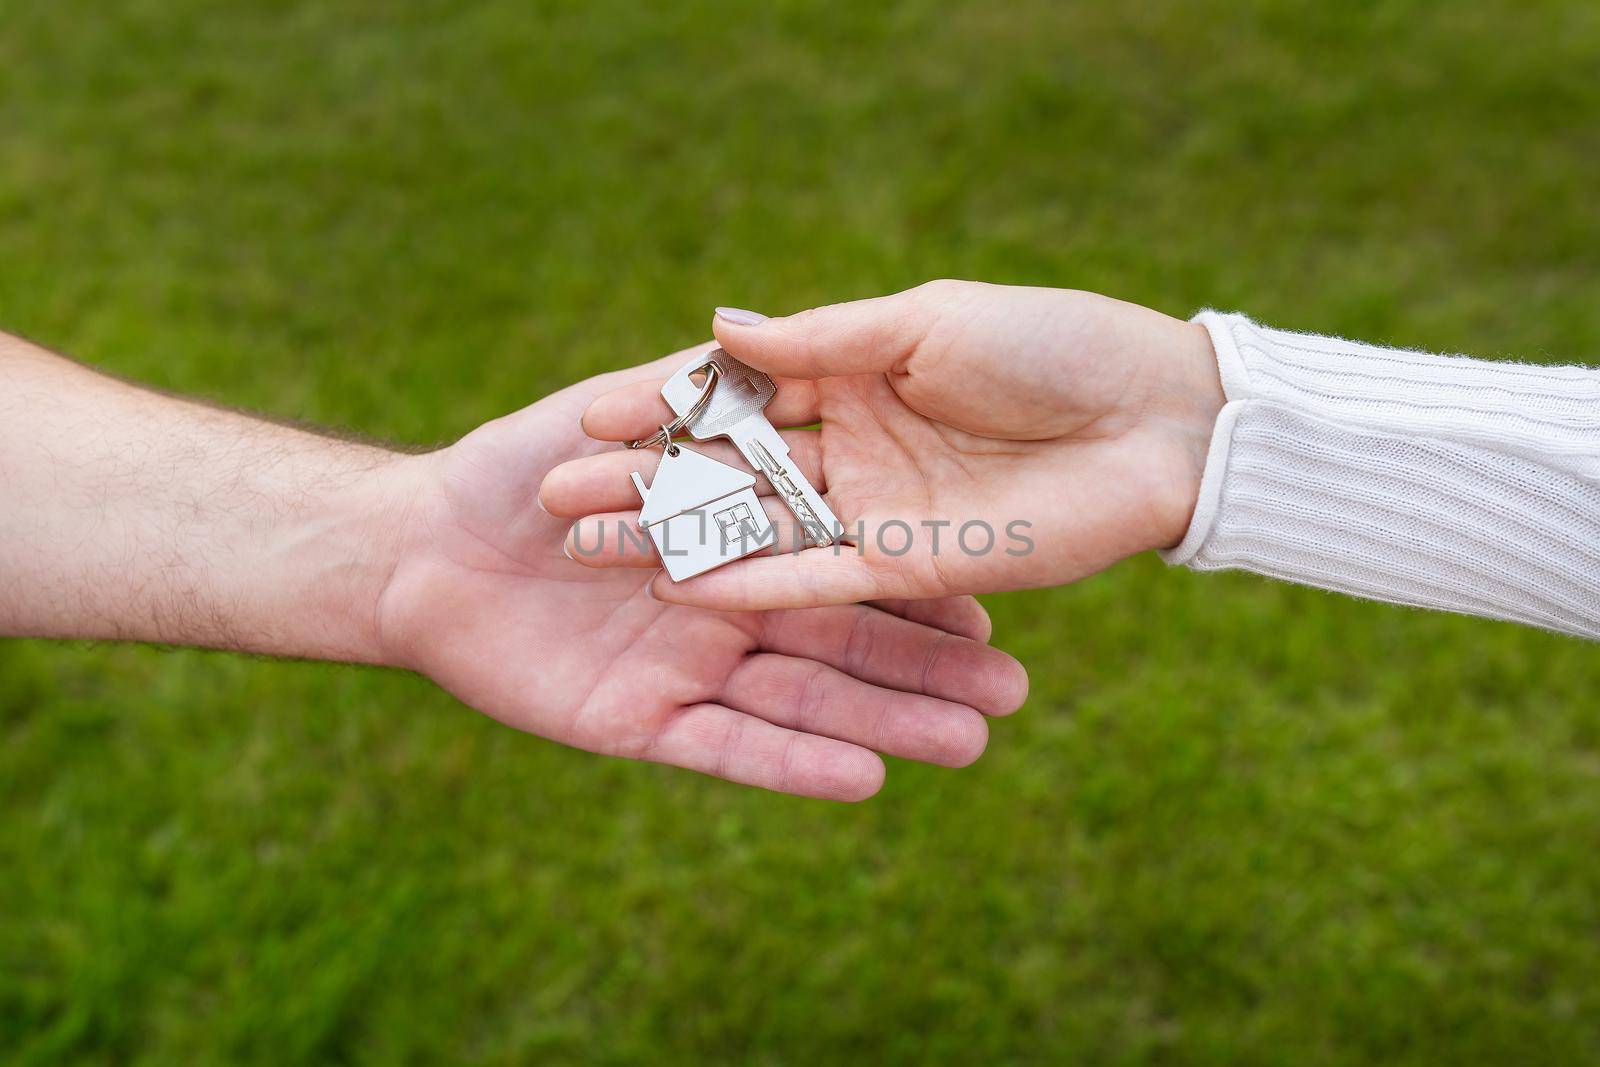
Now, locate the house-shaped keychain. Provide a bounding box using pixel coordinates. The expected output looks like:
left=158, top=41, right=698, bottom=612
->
left=630, top=445, right=774, bottom=581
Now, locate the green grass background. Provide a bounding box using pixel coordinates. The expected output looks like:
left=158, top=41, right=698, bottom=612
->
left=3, top=1, right=1600, bottom=1063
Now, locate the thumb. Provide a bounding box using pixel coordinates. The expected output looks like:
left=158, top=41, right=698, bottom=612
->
left=711, top=283, right=944, bottom=380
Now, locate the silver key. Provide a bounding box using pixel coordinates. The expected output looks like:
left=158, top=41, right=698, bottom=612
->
left=661, top=349, right=841, bottom=547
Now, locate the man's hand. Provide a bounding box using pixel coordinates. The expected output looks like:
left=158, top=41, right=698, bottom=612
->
left=0, top=330, right=1026, bottom=801
left=541, top=281, right=1224, bottom=609
left=376, top=354, right=1027, bottom=799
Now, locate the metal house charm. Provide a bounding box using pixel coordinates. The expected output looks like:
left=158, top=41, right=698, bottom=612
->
left=630, top=444, right=774, bottom=582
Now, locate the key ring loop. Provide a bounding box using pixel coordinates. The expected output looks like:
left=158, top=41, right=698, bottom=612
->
left=625, top=361, right=721, bottom=451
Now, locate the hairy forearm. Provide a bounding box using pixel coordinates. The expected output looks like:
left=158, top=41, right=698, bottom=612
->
left=0, top=331, right=424, bottom=661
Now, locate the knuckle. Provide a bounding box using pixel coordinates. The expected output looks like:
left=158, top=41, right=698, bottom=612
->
left=912, top=278, right=965, bottom=300
left=795, top=663, right=831, bottom=733
left=859, top=550, right=926, bottom=599
left=715, top=714, right=745, bottom=781
left=841, top=610, right=879, bottom=675
left=919, top=632, right=955, bottom=697
left=775, top=733, right=800, bottom=794
left=774, top=305, right=835, bottom=346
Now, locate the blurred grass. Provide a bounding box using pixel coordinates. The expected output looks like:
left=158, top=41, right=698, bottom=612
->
left=3, top=1, right=1600, bottom=1063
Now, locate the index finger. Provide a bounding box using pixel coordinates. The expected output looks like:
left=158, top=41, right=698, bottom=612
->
left=581, top=376, right=822, bottom=442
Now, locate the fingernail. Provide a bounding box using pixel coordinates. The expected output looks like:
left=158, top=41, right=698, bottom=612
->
left=643, top=578, right=658, bottom=600
left=536, top=495, right=549, bottom=514
left=562, top=537, right=575, bottom=560
left=715, top=306, right=767, bottom=327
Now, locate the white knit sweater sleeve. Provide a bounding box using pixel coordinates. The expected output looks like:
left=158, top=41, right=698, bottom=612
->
left=1162, top=312, right=1600, bottom=640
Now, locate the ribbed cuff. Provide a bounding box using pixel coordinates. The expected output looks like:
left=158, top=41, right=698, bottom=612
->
left=1161, top=312, right=1600, bottom=640
left=1160, top=310, right=1253, bottom=567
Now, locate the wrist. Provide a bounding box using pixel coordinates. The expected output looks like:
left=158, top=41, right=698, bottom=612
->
left=252, top=447, right=438, bottom=666
left=327, top=450, right=442, bottom=667
left=1149, top=318, right=1225, bottom=549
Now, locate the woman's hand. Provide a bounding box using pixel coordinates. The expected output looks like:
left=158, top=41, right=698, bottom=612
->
left=377, top=350, right=1028, bottom=801
left=541, top=281, right=1224, bottom=610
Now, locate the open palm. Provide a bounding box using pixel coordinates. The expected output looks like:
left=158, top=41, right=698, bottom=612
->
left=376, top=353, right=1027, bottom=800
left=542, top=281, right=1222, bottom=611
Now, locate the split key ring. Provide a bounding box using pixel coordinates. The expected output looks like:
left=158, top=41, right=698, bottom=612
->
left=624, top=361, right=721, bottom=451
